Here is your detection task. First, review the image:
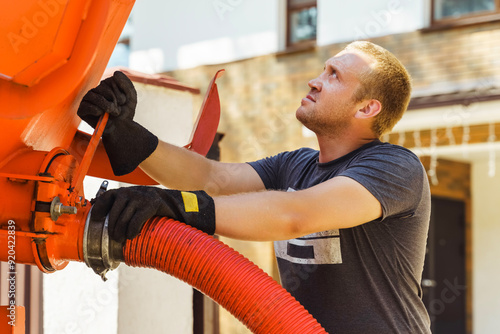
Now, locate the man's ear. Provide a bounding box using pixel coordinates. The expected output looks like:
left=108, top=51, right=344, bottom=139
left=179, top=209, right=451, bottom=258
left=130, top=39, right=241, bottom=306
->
left=354, top=99, right=381, bottom=119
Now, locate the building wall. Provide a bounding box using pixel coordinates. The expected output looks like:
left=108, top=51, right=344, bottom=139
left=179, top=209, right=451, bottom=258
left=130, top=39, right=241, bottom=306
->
left=317, top=0, right=425, bottom=45
left=132, top=82, right=196, bottom=147
left=43, top=256, right=120, bottom=334
left=131, top=0, right=282, bottom=72
left=168, top=21, right=500, bottom=164
left=117, top=266, right=193, bottom=334
left=472, top=158, right=500, bottom=334
left=130, top=0, right=428, bottom=72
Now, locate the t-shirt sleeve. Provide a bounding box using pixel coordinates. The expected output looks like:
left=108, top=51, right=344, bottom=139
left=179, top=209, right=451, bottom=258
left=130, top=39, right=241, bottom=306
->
left=247, top=152, right=287, bottom=190
left=339, top=146, right=427, bottom=221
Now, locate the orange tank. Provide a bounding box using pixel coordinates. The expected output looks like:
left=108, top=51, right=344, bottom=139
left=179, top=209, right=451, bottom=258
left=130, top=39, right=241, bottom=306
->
left=0, top=0, right=135, bottom=272
left=0, top=0, right=223, bottom=273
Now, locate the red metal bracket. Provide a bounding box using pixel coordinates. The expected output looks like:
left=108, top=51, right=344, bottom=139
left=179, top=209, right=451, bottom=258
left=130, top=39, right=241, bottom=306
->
left=184, top=69, right=224, bottom=156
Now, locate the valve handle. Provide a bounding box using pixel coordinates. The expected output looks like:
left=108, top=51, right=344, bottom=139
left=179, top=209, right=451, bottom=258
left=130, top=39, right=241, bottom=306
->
left=71, top=113, right=109, bottom=195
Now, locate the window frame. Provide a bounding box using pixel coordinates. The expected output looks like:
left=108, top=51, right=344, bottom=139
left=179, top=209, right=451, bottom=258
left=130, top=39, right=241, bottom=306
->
left=430, top=0, right=500, bottom=30
left=286, top=0, right=317, bottom=49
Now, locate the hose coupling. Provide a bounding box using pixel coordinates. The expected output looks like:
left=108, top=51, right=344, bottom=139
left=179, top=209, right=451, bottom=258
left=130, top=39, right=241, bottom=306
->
left=83, top=207, right=124, bottom=281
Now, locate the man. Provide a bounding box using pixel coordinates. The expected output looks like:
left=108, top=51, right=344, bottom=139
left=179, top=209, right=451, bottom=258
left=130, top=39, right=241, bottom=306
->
left=79, top=41, right=431, bottom=333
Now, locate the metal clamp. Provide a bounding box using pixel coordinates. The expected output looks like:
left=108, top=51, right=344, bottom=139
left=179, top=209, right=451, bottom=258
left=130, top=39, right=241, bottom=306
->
left=83, top=206, right=124, bottom=281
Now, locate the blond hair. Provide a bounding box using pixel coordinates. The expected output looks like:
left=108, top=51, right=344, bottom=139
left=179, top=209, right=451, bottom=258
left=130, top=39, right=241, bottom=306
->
left=345, top=41, right=412, bottom=136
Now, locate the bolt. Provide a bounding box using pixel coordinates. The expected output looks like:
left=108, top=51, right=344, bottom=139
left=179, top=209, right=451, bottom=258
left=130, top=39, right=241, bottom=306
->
left=56, top=203, right=77, bottom=215
left=50, top=197, right=77, bottom=221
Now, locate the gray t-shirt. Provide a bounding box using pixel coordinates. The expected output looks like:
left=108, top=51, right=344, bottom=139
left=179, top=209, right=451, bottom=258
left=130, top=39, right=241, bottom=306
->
left=248, top=140, right=431, bottom=333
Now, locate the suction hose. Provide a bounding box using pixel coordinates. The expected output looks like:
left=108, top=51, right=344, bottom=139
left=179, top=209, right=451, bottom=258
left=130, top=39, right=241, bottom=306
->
left=122, top=217, right=328, bottom=334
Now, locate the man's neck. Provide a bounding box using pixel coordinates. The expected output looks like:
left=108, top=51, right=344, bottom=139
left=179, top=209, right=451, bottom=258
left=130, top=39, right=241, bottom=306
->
left=316, top=132, right=378, bottom=163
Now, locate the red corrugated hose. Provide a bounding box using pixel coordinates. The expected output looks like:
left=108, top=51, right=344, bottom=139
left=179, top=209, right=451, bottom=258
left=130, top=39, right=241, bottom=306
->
left=123, top=217, right=328, bottom=334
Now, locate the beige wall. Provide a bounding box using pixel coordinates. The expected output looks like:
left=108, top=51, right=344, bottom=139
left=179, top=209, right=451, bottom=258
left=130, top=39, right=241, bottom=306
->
left=118, top=266, right=193, bottom=334
left=43, top=261, right=120, bottom=334
left=472, top=158, right=500, bottom=334
left=133, top=82, right=196, bottom=147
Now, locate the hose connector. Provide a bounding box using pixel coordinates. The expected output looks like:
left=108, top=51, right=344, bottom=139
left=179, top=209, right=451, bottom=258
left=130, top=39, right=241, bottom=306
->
left=83, top=207, right=124, bottom=281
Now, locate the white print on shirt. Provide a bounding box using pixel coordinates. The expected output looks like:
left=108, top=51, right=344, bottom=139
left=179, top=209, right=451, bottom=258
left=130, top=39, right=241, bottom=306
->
left=274, top=188, right=343, bottom=265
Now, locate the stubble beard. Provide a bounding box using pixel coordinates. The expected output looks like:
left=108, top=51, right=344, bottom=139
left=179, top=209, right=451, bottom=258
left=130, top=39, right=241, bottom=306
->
left=296, top=104, right=353, bottom=139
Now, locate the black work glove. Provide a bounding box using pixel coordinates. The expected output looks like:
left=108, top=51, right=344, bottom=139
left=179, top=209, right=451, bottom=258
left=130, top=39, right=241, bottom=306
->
left=91, top=186, right=216, bottom=243
left=77, top=71, right=159, bottom=176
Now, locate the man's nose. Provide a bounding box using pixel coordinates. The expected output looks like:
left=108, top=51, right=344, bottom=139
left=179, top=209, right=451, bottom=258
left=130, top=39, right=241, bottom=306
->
left=308, top=77, right=322, bottom=91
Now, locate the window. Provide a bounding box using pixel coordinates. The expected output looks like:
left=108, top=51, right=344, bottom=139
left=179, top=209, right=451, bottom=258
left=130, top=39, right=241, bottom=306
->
left=431, top=0, right=500, bottom=28
left=287, top=0, right=317, bottom=48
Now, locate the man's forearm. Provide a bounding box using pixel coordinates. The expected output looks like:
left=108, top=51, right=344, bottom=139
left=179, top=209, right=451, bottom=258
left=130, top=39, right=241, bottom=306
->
left=140, top=140, right=216, bottom=192
left=213, top=176, right=383, bottom=241
left=139, top=140, right=265, bottom=196
left=213, top=191, right=302, bottom=241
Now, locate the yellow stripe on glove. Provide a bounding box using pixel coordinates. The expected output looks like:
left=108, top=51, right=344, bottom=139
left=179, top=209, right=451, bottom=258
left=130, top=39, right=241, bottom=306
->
left=181, top=191, right=199, bottom=213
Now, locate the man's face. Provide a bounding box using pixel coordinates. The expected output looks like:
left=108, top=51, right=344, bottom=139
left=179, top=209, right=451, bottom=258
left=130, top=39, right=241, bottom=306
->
left=296, top=50, right=374, bottom=137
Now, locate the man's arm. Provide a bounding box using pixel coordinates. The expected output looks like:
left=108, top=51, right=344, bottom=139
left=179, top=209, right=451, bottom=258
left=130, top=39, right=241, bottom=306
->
left=214, top=176, right=382, bottom=241
left=140, top=140, right=266, bottom=196
left=93, top=173, right=382, bottom=242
